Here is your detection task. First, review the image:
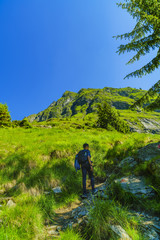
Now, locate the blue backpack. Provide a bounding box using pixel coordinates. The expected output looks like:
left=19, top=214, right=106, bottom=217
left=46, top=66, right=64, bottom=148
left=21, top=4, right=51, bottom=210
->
left=74, top=154, right=81, bottom=172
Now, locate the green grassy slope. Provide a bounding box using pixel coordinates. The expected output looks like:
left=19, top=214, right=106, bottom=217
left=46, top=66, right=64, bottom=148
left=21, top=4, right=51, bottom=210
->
left=0, top=125, right=160, bottom=239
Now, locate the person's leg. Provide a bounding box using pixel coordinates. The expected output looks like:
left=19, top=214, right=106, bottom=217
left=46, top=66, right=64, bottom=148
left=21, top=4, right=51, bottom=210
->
left=82, top=167, right=87, bottom=195
left=88, top=168, right=95, bottom=192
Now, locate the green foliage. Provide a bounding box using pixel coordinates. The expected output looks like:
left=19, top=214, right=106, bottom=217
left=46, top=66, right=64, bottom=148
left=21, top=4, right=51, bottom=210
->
left=12, top=120, right=21, bottom=128
left=19, top=118, right=32, bottom=128
left=0, top=103, right=11, bottom=127
left=116, top=0, right=160, bottom=111
left=12, top=118, right=32, bottom=128
left=131, top=80, right=160, bottom=111
left=97, top=103, right=130, bottom=133
left=59, top=229, right=83, bottom=240
left=116, top=0, right=160, bottom=79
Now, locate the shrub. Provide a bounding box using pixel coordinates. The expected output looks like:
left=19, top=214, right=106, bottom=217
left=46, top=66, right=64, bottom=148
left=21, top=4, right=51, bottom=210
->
left=19, top=118, right=32, bottom=128
left=12, top=120, right=21, bottom=128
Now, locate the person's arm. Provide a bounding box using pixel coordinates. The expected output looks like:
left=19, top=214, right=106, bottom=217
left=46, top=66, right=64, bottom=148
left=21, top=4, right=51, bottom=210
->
left=88, top=155, right=93, bottom=171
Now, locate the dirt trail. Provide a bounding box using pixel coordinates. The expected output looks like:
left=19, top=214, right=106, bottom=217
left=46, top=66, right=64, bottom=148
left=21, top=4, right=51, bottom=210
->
left=45, top=182, right=105, bottom=239
left=45, top=179, right=160, bottom=240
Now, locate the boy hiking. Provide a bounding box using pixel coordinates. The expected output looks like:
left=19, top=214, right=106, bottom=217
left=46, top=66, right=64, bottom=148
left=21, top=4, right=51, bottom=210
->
left=78, top=143, right=98, bottom=198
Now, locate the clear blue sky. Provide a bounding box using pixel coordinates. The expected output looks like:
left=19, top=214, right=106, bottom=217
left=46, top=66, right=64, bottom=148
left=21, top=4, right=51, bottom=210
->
left=0, top=0, right=159, bottom=120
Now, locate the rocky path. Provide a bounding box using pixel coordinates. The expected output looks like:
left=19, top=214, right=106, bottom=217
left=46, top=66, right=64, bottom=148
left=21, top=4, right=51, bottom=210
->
left=44, top=181, right=160, bottom=240
left=45, top=183, right=106, bottom=239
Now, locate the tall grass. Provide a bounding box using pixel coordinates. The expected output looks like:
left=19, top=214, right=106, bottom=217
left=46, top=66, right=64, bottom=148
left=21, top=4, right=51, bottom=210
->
left=86, top=199, right=144, bottom=240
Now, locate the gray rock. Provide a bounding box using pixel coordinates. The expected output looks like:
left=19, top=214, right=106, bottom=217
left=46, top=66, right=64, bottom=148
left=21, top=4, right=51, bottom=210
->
left=110, top=225, right=132, bottom=240
left=48, top=229, right=59, bottom=236
left=152, top=224, right=160, bottom=234
left=139, top=118, right=160, bottom=131
left=56, top=226, right=62, bottom=231
left=52, top=187, right=62, bottom=194
left=137, top=143, right=160, bottom=162
left=115, top=176, right=154, bottom=197
left=144, top=229, right=159, bottom=240
left=6, top=200, right=16, bottom=208
left=118, top=157, right=137, bottom=168
left=78, top=210, right=87, bottom=217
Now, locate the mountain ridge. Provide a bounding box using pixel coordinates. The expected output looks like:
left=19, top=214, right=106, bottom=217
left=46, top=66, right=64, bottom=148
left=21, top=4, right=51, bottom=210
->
left=27, top=86, right=147, bottom=122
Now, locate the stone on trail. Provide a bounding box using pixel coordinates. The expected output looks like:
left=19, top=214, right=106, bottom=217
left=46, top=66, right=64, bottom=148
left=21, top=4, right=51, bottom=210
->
left=78, top=210, right=88, bottom=218
left=110, top=225, right=132, bottom=240
left=115, top=176, right=154, bottom=197
left=6, top=200, right=16, bottom=208
left=52, top=187, right=62, bottom=194
left=144, top=229, right=159, bottom=240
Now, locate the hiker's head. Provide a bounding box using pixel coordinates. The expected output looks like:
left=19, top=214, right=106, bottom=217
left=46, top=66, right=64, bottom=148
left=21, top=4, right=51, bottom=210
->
left=83, top=143, right=89, bottom=149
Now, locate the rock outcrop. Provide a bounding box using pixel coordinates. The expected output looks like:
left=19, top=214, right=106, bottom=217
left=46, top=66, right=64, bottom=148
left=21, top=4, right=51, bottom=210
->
left=114, top=176, right=155, bottom=198
left=137, top=142, right=160, bottom=162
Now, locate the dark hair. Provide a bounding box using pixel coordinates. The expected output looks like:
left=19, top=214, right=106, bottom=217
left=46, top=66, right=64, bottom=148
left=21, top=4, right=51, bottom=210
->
left=83, top=143, right=89, bottom=149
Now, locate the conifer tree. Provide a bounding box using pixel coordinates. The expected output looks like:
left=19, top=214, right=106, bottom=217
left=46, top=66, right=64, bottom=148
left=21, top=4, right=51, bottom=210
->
left=0, top=103, right=11, bottom=127
left=115, top=0, right=160, bottom=110
left=97, top=103, right=130, bottom=133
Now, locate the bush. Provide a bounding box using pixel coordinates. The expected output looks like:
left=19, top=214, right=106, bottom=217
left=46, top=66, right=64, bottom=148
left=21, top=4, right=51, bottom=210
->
left=12, top=120, right=21, bottom=128
left=19, top=118, right=32, bottom=128
left=97, top=103, right=130, bottom=133
left=0, top=103, right=11, bottom=127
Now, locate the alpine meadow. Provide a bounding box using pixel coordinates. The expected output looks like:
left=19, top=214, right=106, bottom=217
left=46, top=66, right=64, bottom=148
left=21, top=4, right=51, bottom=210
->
left=0, top=1, right=160, bottom=240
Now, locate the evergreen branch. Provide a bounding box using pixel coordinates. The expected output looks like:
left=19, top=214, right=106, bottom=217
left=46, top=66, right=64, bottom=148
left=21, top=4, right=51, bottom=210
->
left=145, top=95, right=160, bottom=110
left=117, top=34, right=160, bottom=55
left=113, top=22, right=151, bottom=41
left=131, top=80, right=160, bottom=109
left=124, top=54, right=160, bottom=79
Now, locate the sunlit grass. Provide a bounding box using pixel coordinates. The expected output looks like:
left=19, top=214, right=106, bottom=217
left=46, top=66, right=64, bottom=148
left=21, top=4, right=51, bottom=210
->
left=0, top=124, right=159, bottom=239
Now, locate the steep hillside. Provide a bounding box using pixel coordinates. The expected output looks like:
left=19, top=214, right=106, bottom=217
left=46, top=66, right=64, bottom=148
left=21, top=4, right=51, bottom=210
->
left=27, top=87, right=147, bottom=122
left=0, top=126, right=160, bottom=239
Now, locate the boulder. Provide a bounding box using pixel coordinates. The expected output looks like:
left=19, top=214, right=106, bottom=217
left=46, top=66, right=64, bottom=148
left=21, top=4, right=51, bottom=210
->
left=114, top=176, right=154, bottom=197
left=118, top=157, right=137, bottom=168
left=110, top=225, right=132, bottom=240
left=136, top=143, right=160, bottom=177
left=137, top=143, right=160, bottom=162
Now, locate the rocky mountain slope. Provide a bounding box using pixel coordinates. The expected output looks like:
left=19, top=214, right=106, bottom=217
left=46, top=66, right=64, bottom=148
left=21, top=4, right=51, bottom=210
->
left=27, top=87, right=148, bottom=122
